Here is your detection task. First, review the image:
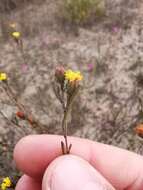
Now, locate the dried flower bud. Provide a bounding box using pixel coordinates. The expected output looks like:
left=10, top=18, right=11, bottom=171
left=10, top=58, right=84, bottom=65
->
left=55, top=66, right=65, bottom=84
left=16, top=111, right=25, bottom=119
left=9, top=23, right=16, bottom=29
left=134, top=124, right=143, bottom=138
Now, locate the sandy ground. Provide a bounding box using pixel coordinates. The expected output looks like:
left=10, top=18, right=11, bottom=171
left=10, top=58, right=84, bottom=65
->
left=0, top=0, right=143, bottom=176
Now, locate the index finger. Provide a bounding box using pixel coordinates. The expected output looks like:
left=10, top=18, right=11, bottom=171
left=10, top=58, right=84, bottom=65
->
left=14, top=135, right=143, bottom=190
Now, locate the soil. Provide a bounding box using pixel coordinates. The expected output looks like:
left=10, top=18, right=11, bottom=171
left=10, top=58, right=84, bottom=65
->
left=0, top=0, right=143, bottom=177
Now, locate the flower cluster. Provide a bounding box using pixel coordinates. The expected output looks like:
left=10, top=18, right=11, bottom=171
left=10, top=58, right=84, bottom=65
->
left=55, top=67, right=83, bottom=87
left=1, top=177, right=12, bottom=190
left=55, top=67, right=83, bottom=98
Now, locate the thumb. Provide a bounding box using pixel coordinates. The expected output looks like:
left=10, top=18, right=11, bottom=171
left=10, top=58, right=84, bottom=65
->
left=42, top=155, right=115, bottom=190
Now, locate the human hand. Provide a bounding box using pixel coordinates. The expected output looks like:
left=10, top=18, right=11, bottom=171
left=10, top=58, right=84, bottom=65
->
left=14, top=135, right=143, bottom=190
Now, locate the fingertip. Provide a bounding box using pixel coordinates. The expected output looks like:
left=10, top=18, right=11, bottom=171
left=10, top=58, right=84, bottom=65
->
left=42, top=155, right=115, bottom=190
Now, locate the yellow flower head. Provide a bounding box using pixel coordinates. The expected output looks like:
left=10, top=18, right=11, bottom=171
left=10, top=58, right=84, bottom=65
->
left=1, top=177, right=12, bottom=190
left=12, top=31, right=21, bottom=39
left=0, top=73, right=7, bottom=81
left=64, top=70, right=83, bottom=82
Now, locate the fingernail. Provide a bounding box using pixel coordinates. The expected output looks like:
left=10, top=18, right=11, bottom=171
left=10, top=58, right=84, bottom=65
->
left=42, top=155, right=114, bottom=190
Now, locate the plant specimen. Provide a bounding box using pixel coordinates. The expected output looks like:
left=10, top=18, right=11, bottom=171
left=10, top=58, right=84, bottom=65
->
left=54, top=67, right=83, bottom=154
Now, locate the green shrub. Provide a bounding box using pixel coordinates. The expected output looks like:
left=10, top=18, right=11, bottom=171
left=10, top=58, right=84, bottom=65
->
left=64, top=0, right=105, bottom=24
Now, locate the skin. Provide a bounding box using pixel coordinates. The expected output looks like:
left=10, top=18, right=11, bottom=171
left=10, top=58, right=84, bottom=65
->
left=14, top=135, right=143, bottom=190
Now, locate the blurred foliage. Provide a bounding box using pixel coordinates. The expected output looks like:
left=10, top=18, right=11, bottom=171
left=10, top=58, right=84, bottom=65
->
left=63, top=0, right=105, bottom=24
left=0, top=0, right=45, bottom=12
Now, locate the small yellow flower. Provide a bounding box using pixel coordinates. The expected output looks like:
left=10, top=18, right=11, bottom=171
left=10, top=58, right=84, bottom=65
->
left=64, top=70, right=83, bottom=82
left=0, top=73, right=7, bottom=81
left=1, top=177, right=12, bottom=190
left=12, top=31, right=21, bottom=39
left=3, top=177, right=11, bottom=186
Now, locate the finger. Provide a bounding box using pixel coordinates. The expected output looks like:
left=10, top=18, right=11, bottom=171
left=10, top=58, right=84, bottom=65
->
left=14, top=135, right=143, bottom=190
left=42, top=155, right=115, bottom=190
left=15, top=175, right=41, bottom=190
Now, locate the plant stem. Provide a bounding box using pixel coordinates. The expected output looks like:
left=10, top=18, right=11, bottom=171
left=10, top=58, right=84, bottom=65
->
left=61, top=88, right=80, bottom=154
left=62, top=108, right=70, bottom=154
